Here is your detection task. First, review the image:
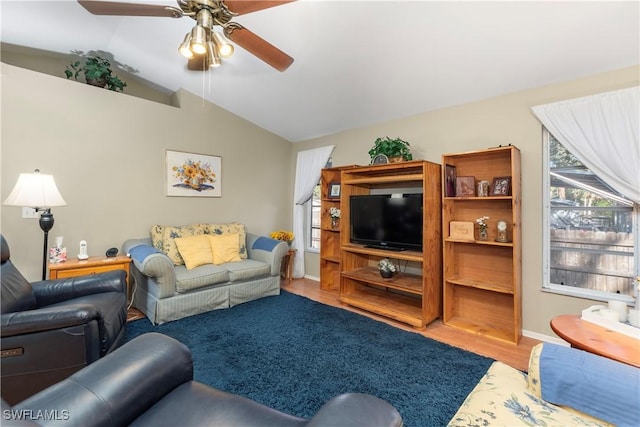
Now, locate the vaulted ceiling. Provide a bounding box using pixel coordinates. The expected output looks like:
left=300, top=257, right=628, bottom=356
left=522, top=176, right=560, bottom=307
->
left=1, top=1, right=638, bottom=142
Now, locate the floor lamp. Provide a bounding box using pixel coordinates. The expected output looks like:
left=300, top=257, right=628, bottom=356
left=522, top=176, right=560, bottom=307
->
left=3, top=169, right=67, bottom=280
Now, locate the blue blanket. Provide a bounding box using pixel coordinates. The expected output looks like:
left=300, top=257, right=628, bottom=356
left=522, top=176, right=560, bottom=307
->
left=129, top=244, right=161, bottom=263
left=540, top=343, right=640, bottom=427
left=251, top=236, right=280, bottom=252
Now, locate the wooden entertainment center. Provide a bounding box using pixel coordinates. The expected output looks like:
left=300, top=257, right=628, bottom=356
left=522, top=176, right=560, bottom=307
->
left=321, top=160, right=442, bottom=329
left=320, top=146, right=521, bottom=341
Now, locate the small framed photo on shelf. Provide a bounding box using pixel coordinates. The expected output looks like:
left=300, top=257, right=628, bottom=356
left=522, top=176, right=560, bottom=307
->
left=445, top=164, right=456, bottom=197
left=449, top=221, right=474, bottom=241
left=455, top=176, right=475, bottom=197
left=491, top=176, right=511, bottom=196
left=328, top=182, right=341, bottom=198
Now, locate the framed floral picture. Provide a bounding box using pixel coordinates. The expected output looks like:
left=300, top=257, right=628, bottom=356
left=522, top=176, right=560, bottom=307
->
left=166, top=150, right=221, bottom=197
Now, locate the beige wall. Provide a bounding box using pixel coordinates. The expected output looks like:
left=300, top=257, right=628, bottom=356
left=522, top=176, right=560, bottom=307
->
left=294, top=65, right=640, bottom=338
left=3, top=57, right=638, bottom=338
left=1, top=64, right=293, bottom=281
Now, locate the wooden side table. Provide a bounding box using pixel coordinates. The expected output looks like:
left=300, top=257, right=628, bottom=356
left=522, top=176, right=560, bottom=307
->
left=280, top=249, right=296, bottom=283
left=49, top=255, right=132, bottom=302
left=550, top=314, right=640, bottom=368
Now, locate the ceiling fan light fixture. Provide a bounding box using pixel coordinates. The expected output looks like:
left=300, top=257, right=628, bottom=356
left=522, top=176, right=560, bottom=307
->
left=196, top=8, right=213, bottom=29
left=190, top=25, right=207, bottom=55
left=207, top=41, right=222, bottom=68
left=212, top=31, right=234, bottom=58
left=178, top=32, right=194, bottom=58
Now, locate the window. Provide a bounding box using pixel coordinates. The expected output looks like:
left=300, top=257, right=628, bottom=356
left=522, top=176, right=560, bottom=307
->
left=543, top=129, right=637, bottom=302
left=307, top=183, right=321, bottom=251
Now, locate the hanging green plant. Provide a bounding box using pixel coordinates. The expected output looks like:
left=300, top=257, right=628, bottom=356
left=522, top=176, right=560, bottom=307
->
left=368, top=137, right=413, bottom=162
left=65, top=55, right=127, bottom=92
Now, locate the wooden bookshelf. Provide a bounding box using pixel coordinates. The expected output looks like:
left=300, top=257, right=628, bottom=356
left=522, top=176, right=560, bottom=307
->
left=442, top=146, right=522, bottom=344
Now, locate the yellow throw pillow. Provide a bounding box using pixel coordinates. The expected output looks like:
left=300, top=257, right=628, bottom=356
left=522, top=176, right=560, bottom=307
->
left=208, top=233, right=242, bottom=265
left=206, top=223, right=247, bottom=259
left=174, top=235, right=214, bottom=270
left=161, top=224, right=207, bottom=265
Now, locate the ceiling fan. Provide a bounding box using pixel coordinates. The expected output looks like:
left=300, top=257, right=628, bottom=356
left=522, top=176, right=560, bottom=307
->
left=77, top=0, right=295, bottom=72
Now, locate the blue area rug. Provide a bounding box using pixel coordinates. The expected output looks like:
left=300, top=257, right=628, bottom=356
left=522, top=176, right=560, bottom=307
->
left=127, top=291, right=493, bottom=426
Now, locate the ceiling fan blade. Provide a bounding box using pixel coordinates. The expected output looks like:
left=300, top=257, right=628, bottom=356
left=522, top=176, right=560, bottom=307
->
left=223, top=0, right=295, bottom=15
left=225, top=26, right=293, bottom=72
left=77, top=1, right=183, bottom=18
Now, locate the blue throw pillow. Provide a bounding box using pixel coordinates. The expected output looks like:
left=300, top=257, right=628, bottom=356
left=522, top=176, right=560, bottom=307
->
left=540, top=343, right=640, bottom=427
left=129, top=244, right=161, bottom=263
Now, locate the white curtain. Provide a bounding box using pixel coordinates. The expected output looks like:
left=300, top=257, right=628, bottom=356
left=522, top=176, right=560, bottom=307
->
left=531, top=86, right=640, bottom=203
left=292, top=146, right=335, bottom=278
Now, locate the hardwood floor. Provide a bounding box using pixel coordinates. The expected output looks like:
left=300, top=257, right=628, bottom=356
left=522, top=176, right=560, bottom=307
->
left=282, top=278, right=539, bottom=372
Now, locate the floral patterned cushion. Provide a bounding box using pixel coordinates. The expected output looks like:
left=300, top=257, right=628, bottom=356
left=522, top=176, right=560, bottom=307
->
left=448, top=348, right=612, bottom=427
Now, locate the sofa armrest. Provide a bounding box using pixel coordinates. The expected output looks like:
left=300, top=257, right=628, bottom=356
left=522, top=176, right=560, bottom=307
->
left=1, top=304, right=101, bottom=337
left=30, top=271, right=126, bottom=307
left=123, top=239, right=176, bottom=299
left=246, top=233, right=289, bottom=276
left=14, top=333, right=193, bottom=427
left=306, top=393, right=403, bottom=427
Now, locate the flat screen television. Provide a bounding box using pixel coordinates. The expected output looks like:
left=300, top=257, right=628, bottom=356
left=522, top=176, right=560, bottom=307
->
left=350, top=193, right=423, bottom=251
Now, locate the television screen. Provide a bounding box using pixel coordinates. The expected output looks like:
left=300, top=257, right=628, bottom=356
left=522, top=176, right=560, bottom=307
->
left=350, top=194, right=423, bottom=251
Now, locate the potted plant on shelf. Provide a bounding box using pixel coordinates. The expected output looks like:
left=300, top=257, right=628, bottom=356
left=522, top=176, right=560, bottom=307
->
left=378, top=258, right=397, bottom=279
left=476, top=216, right=489, bottom=241
left=329, top=207, right=341, bottom=229
left=65, top=54, right=127, bottom=92
left=368, top=137, right=413, bottom=163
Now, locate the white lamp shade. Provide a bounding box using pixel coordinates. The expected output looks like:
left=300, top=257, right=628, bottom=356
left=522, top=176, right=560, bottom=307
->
left=3, top=172, right=67, bottom=208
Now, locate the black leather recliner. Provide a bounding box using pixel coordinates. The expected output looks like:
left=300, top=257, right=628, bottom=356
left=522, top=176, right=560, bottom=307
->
left=5, top=333, right=403, bottom=427
left=0, top=234, right=128, bottom=405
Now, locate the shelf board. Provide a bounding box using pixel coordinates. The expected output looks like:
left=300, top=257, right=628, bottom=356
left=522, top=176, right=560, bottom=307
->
left=444, top=196, right=512, bottom=201
left=443, top=316, right=517, bottom=344
left=343, top=267, right=423, bottom=296
left=445, top=238, right=514, bottom=247
left=340, top=288, right=424, bottom=328
left=342, top=244, right=423, bottom=262
left=321, top=255, right=341, bottom=264
left=446, top=275, right=514, bottom=294
left=343, top=173, right=424, bottom=186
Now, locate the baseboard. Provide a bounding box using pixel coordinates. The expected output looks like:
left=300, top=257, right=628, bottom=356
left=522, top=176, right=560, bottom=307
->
left=304, top=274, right=320, bottom=282
left=523, top=329, right=569, bottom=346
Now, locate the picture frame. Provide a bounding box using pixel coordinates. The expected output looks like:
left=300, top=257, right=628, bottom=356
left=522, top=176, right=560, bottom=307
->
left=455, top=176, right=475, bottom=197
left=166, top=149, right=222, bottom=197
left=445, top=164, right=456, bottom=197
left=449, top=221, right=475, bottom=241
left=328, top=182, right=341, bottom=198
left=491, top=176, right=511, bottom=196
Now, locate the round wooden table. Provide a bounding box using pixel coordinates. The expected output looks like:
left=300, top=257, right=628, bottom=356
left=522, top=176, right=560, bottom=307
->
left=550, top=314, right=640, bottom=368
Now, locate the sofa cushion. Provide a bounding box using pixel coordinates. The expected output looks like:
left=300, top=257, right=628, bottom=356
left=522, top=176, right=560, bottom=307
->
left=150, top=224, right=165, bottom=251
left=175, top=264, right=229, bottom=293
left=162, top=225, right=208, bottom=265
left=224, top=259, right=271, bottom=282
left=175, top=235, right=214, bottom=270
left=205, top=223, right=247, bottom=259
left=209, top=234, right=242, bottom=265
